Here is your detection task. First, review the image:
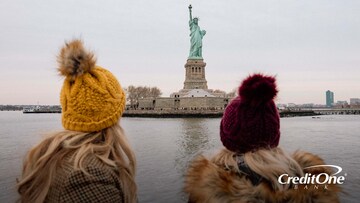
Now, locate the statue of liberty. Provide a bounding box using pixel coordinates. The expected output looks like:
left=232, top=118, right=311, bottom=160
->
left=188, top=5, right=206, bottom=59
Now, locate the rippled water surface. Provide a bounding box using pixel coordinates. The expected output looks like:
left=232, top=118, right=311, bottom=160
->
left=0, top=112, right=359, bottom=202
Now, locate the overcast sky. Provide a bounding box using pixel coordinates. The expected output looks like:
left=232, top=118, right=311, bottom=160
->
left=0, top=0, right=359, bottom=105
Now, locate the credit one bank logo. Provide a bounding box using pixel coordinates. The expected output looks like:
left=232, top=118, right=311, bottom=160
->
left=278, top=165, right=346, bottom=189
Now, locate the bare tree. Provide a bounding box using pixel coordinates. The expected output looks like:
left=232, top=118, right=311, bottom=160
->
left=125, top=86, right=162, bottom=109
left=226, top=88, right=238, bottom=98
left=124, top=85, right=138, bottom=108
left=213, top=89, right=226, bottom=94
left=149, top=87, right=162, bottom=98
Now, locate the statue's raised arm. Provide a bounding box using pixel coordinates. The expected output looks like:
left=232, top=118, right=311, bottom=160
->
left=188, top=5, right=206, bottom=59
left=189, top=4, right=193, bottom=21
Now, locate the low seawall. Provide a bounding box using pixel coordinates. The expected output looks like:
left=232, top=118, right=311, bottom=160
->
left=23, top=110, right=61, bottom=114
left=123, top=110, right=223, bottom=118
left=123, top=109, right=319, bottom=118
left=279, top=110, right=320, bottom=117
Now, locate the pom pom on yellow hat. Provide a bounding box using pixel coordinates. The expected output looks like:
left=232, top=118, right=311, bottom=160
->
left=57, top=39, right=125, bottom=132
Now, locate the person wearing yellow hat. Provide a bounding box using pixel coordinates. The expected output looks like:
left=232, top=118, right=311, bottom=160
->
left=17, top=39, right=137, bottom=203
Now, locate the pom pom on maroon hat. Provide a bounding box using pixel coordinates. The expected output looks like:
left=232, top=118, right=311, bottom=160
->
left=220, top=73, right=280, bottom=153
left=239, top=73, right=278, bottom=106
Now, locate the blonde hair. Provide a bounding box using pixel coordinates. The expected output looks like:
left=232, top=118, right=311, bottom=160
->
left=17, top=123, right=137, bottom=203
left=212, top=147, right=304, bottom=191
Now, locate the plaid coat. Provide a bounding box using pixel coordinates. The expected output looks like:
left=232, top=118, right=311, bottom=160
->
left=45, top=155, right=124, bottom=203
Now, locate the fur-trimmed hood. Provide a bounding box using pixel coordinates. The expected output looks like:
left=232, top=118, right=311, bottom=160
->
left=184, top=148, right=340, bottom=203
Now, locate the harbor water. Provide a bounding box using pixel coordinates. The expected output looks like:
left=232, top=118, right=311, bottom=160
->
left=0, top=111, right=359, bottom=202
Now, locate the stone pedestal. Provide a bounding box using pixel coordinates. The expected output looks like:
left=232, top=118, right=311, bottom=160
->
left=183, top=59, right=208, bottom=89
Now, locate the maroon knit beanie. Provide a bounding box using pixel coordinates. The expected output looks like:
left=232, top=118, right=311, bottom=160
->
left=220, top=74, right=280, bottom=153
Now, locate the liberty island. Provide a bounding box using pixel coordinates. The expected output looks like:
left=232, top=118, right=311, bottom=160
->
left=134, top=5, right=230, bottom=114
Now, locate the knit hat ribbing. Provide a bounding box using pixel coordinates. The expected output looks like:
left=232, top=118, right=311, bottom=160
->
left=58, top=39, right=125, bottom=132
left=220, top=74, right=280, bottom=153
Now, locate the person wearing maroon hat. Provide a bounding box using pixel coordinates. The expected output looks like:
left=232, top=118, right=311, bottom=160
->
left=184, top=74, right=340, bottom=203
left=220, top=73, right=280, bottom=153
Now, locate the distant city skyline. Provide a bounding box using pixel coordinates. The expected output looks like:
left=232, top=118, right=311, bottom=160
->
left=0, top=0, right=359, bottom=105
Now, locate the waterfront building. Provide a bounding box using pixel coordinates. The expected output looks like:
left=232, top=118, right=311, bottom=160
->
left=334, top=101, right=349, bottom=108
left=350, top=98, right=360, bottom=105
left=276, top=103, right=287, bottom=110
left=137, top=58, right=230, bottom=110
left=287, top=103, right=297, bottom=108
left=350, top=98, right=360, bottom=108
left=299, top=103, right=314, bottom=108
left=326, top=90, right=334, bottom=107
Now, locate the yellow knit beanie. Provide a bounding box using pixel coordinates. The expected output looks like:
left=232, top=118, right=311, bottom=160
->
left=57, top=39, right=125, bottom=132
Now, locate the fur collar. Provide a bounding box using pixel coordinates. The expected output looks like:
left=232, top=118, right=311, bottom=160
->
left=184, top=148, right=340, bottom=203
